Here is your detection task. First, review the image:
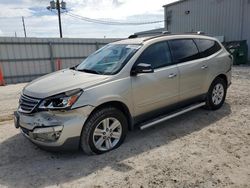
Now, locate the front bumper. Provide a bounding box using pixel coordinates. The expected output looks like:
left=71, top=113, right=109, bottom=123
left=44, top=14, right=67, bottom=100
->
left=14, top=105, right=94, bottom=151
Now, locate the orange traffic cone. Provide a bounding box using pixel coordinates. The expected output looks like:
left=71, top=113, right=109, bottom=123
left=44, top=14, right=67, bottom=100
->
left=55, top=59, right=62, bottom=71
left=0, top=65, right=5, bottom=86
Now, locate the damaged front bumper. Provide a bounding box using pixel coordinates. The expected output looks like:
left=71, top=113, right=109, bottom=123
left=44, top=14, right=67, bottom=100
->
left=14, top=105, right=94, bottom=151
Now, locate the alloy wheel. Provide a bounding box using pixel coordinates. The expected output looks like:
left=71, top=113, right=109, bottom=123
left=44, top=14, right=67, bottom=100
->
left=212, top=83, right=225, bottom=105
left=93, top=117, right=122, bottom=151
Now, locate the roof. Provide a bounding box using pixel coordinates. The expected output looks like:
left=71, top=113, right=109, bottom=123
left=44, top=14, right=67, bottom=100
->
left=112, top=33, right=218, bottom=45
left=163, top=0, right=187, bottom=8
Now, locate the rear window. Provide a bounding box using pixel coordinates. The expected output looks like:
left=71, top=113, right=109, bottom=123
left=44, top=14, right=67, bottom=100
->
left=194, top=39, right=222, bottom=58
left=168, top=39, right=200, bottom=63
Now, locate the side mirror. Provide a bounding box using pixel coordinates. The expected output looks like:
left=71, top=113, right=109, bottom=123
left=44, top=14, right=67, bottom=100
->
left=131, top=63, right=154, bottom=76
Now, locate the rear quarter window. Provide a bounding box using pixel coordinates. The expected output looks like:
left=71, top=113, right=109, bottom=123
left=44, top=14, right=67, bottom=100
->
left=194, top=39, right=222, bottom=58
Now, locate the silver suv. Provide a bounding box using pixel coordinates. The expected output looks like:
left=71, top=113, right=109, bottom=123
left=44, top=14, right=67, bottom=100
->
left=14, top=34, right=232, bottom=154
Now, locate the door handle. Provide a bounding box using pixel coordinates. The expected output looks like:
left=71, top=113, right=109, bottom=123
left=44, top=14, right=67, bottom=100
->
left=168, top=73, right=177, bottom=78
left=201, top=65, right=208, bottom=69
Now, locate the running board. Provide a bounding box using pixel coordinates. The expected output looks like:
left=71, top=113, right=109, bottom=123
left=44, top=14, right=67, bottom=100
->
left=139, top=102, right=206, bottom=130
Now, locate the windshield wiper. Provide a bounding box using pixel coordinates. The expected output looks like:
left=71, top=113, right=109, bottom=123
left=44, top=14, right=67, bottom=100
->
left=77, top=69, right=101, bottom=75
left=70, top=65, right=77, bottom=70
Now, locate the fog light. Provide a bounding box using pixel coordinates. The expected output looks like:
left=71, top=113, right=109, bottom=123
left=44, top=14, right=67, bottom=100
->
left=33, top=125, right=63, bottom=142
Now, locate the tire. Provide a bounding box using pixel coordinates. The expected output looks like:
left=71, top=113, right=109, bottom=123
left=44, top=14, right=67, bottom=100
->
left=80, top=106, right=128, bottom=155
left=205, top=77, right=227, bottom=110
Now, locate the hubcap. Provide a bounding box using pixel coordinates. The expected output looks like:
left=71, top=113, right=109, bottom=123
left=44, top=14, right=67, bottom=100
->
left=93, top=117, right=122, bottom=151
left=212, top=83, right=224, bottom=105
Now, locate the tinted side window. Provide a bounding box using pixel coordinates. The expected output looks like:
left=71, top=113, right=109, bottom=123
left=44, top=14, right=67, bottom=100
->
left=194, top=39, right=222, bottom=58
left=136, top=42, right=172, bottom=69
left=168, top=39, right=199, bottom=63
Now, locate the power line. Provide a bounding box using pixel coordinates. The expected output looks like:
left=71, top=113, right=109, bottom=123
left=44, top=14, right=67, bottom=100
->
left=64, top=11, right=164, bottom=25
left=49, top=9, right=164, bottom=25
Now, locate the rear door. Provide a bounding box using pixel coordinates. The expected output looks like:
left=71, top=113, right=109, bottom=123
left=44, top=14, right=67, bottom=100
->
left=131, top=41, right=179, bottom=116
left=194, top=39, right=223, bottom=93
left=168, top=39, right=207, bottom=101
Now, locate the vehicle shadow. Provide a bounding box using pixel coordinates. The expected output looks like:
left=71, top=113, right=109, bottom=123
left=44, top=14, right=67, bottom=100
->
left=0, top=103, right=231, bottom=188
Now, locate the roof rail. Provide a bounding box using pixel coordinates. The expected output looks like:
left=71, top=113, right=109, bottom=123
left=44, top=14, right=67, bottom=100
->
left=142, top=31, right=172, bottom=42
left=128, top=30, right=171, bottom=39
left=162, top=31, right=171, bottom=35
left=128, top=31, right=206, bottom=42
left=128, top=34, right=138, bottom=39
left=197, top=31, right=205, bottom=35
left=184, top=31, right=205, bottom=35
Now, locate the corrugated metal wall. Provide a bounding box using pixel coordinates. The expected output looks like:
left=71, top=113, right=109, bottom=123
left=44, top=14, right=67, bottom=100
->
left=0, top=37, right=120, bottom=84
left=242, top=0, right=250, bottom=55
left=164, top=0, right=250, bottom=59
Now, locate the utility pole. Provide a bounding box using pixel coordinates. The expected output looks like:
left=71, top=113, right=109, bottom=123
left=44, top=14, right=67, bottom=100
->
left=47, top=1, right=66, bottom=38
left=22, top=16, right=27, bottom=37
left=56, top=0, right=62, bottom=38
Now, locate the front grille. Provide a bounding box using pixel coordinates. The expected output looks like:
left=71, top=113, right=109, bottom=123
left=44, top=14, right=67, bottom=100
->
left=19, top=94, right=40, bottom=113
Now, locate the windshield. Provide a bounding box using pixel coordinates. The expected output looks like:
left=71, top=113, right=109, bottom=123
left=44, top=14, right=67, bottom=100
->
left=76, top=44, right=141, bottom=75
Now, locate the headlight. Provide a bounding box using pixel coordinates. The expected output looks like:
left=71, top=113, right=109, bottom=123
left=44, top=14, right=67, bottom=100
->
left=39, top=89, right=82, bottom=110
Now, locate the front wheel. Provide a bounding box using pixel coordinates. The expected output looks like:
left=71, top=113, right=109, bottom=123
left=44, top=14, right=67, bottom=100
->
left=80, top=106, right=128, bottom=155
left=205, top=77, right=227, bottom=110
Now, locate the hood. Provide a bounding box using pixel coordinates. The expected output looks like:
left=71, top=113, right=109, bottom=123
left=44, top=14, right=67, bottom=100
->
left=23, top=69, right=111, bottom=98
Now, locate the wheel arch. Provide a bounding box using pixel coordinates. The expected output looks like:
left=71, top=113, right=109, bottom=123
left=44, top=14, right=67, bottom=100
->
left=205, top=73, right=228, bottom=110
left=205, top=73, right=228, bottom=99
left=214, top=74, right=228, bottom=87
left=86, top=101, right=134, bottom=131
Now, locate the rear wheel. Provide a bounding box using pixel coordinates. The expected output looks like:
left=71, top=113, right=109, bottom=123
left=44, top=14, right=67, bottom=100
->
left=205, top=77, right=227, bottom=110
left=80, top=106, right=128, bottom=155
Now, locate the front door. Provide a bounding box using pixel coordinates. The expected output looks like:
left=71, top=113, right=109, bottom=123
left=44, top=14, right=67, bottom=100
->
left=131, top=41, right=179, bottom=116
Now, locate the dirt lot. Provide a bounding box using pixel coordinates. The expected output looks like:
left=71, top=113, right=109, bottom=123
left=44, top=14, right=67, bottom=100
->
left=0, top=83, right=26, bottom=122
left=0, top=67, right=249, bottom=188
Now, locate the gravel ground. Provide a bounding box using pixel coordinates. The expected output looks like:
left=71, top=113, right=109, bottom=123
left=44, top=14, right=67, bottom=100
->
left=0, top=66, right=249, bottom=188
left=0, top=83, right=26, bottom=122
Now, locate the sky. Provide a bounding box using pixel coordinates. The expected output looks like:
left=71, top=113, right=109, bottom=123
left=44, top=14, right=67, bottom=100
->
left=0, top=0, right=177, bottom=38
